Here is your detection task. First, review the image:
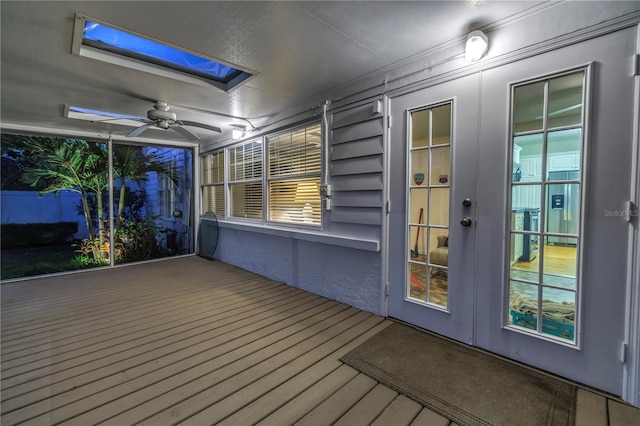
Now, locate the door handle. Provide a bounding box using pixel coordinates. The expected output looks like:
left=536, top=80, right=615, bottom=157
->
left=460, top=217, right=472, bottom=227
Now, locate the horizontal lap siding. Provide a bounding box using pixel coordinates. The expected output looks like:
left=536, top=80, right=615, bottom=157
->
left=330, top=101, right=385, bottom=229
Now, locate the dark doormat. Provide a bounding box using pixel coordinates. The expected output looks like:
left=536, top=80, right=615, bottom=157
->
left=340, top=322, right=576, bottom=426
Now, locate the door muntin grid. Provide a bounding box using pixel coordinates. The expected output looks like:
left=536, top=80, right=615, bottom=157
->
left=407, top=102, right=452, bottom=309
left=507, top=69, right=587, bottom=345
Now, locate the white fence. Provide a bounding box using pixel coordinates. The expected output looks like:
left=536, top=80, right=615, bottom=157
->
left=1, top=190, right=88, bottom=238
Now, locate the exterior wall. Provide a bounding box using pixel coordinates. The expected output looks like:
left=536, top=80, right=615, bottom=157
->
left=202, top=2, right=640, bottom=341
left=145, top=147, right=194, bottom=254
left=208, top=100, right=386, bottom=315
left=0, top=190, right=88, bottom=238
left=215, top=227, right=383, bottom=315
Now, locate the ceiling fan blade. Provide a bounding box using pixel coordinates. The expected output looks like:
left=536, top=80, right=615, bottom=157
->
left=127, top=123, right=155, bottom=138
left=179, top=120, right=222, bottom=133
left=172, top=125, right=200, bottom=141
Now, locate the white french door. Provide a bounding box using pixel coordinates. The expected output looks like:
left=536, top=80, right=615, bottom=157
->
left=386, top=27, right=636, bottom=395
left=387, top=73, right=479, bottom=344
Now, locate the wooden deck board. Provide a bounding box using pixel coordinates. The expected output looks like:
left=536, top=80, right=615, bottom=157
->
left=112, top=309, right=372, bottom=425
left=2, top=294, right=331, bottom=423
left=2, top=292, right=319, bottom=402
left=255, top=364, right=360, bottom=425
left=217, top=320, right=391, bottom=426
left=575, top=388, right=607, bottom=426
left=293, top=373, right=378, bottom=425
left=410, top=407, right=451, bottom=426
left=1, top=281, right=295, bottom=371
left=28, top=303, right=355, bottom=424
left=2, top=255, right=639, bottom=426
left=1, top=274, right=268, bottom=351
left=333, top=383, right=398, bottom=426
left=608, top=398, right=640, bottom=426
left=370, top=394, right=423, bottom=426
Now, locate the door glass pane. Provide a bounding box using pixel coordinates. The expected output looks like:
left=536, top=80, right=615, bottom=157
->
left=545, top=183, right=580, bottom=234
left=409, top=189, right=428, bottom=224
left=430, top=146, right=450, bottom=186
left=510, top=233, right=540, bottom=282
left=408, top=262, right=427, bottom=301
left=408, top=225, right=427, bottom=258
left=408, top=102, right=451, bottom=309
left=431, top=104, right=451, bottom=145
left=513, top=81, right=545, bottom=133
left=514, top=134, right=543, bottom=183
left=512, top=185, right=541, bottom=213
left=411, top=109, right=430, bottom=148
left=411, top=150, right=429, bottom=186
left=429, top=188, right=449, bottom=227
left=542, top=236, right=577, bottom=290
left=548, top=72, right=583, bottom=129
left=509, top=281, right=539, bottom=331
left=428, top=227, right=448, bottom=308
left=547, top=129, right=581, bottom=179
left=541, top=287, right=576, bottom=341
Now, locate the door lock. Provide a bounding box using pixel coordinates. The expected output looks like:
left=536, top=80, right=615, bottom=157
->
left=460, top=217, right=473, bottom=227
left=462, top=198, right=472, bottom=207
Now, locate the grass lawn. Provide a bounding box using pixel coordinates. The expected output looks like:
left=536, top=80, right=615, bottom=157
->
left=1, top=244, right=98, bottom=280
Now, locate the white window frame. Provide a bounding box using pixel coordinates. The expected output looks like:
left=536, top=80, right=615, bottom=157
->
left=199, top=121, right=323, bottom=229
left=227, top=139, right=264, bottom=221
left=266, top=123, right=322, bottom=227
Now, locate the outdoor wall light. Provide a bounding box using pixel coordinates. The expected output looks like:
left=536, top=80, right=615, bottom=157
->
left=231, top=125, right=246, bottom=140
left=465, top=30, right=489, bottom=62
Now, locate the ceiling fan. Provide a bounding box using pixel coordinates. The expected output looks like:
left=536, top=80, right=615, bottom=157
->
left=127, top=101, right=222, bottom=141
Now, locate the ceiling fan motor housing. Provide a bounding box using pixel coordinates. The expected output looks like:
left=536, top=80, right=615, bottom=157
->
left=148, top=108, right=177, bottom=123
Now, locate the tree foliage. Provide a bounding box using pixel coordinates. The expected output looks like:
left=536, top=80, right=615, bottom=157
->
left=1, top=133, right=178, bottom=261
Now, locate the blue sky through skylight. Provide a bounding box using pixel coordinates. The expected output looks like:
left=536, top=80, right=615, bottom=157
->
left=83, top=20, right=240, bottom=82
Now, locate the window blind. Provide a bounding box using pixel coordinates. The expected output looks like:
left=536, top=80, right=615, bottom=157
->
left=201, top=151, right=225, bottom=216
left=267, top=124, right=322, bottom=225
left=229, top=141, right=263, bottom=219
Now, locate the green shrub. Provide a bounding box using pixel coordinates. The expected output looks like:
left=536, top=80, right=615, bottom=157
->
left=1, top=222, right=78, bottom=249
left=115, top=218, right=170, bottom=262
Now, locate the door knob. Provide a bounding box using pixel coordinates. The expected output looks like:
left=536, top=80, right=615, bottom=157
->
left=462, top=198, right=472, bottom=207
left=460, top=217, right=472, bottom=227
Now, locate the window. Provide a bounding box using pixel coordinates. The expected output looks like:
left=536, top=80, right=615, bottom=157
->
left=507, top=70, right=587, bottom=344
left=267, top=124, right=322, bottom=225
left=158, top=161, right=176, bottom=218
left=201, top=151, right=225, bottom=217
left=72, top=15, right=253, bottom=91
left=229, top=141, right=263, bottom=219
left=199, top=122, right=322, bottom=227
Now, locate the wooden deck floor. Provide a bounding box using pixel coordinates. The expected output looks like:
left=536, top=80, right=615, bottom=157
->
left=1, top=255, right=638, bottom=425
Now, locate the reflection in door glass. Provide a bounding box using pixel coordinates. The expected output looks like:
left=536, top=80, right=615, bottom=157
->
left=543, top=236, right=577, bottom=289
left=430, top=146, right=450, bottom=187
left=407, top=102, right=452, bottom=308
left=513, top=81, right=545, bottom=133
left=541, top=287, right=576, bottom=341
left=548, top=72, right=584, bottom=129
left=507, top=69, right=585, bottom=344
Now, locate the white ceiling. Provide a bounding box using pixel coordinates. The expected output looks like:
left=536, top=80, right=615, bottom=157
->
left=0, top=1, right=544, bottom=144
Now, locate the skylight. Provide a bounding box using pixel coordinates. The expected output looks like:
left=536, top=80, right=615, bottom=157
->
left=65, top=105, right=147, bottom=128
left=72, top=14, right=254, bottom=92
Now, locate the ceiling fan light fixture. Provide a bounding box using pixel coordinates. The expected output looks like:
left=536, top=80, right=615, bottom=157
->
left=465, top=30, right=489, bottom=62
